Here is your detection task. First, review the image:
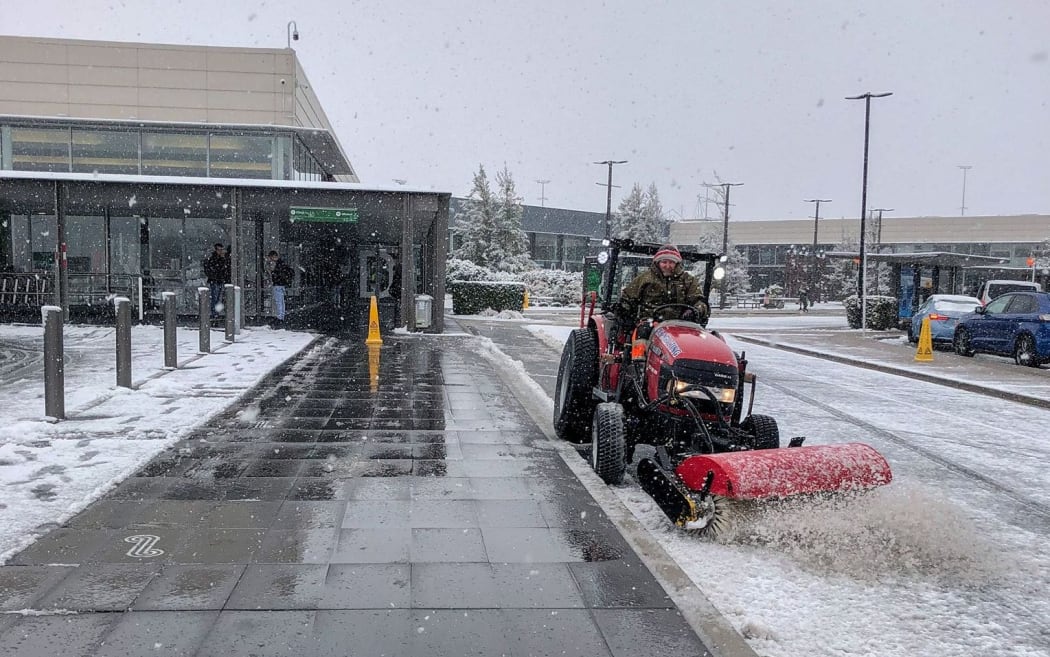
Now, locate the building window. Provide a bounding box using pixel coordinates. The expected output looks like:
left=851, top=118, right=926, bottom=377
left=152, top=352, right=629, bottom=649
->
left=9, top=214, right=57, bottom=271
left=292, top=138, right=322, bottom=181
left=533, top=233, right=557, bottom=262
left=10, top=127, right=70, bottom=172
left=142, top=132, right=207, bottom=177
left=209, top=134, right=274, bottom=179
left=72, top=130, right=139, bottom=175
left=562, top=236, right=590, bottom=265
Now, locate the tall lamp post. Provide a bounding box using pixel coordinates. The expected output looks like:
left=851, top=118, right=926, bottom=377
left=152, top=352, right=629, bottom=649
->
left=804, top=198, right=831, bottom=302
left=846, top=91, right=893, bottom=330
left=716, top=182, right=744, bottom=309
left=958, top=165, right=972, bottom=216
left=535, top=179, right=550, bottom=207
left=595, top=160, right=627, bottom=239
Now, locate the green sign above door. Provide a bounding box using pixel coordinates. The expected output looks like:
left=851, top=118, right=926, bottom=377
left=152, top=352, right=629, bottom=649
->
left=289, top=207, right=359, bottom=223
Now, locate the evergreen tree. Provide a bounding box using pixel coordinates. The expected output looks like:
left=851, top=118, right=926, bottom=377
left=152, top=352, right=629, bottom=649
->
left=613, top=182, right=666, bottom=242
left=642, top=183, right=668, bottom=241
left=453, top=165, right=497, bottom=267
left=489, top=166, right=533, bottom=273
left=613, top=184, right=645, bottom=241
left=692, top=230, right=750, bottom=294
left=827, top=236, right=861, bottom=299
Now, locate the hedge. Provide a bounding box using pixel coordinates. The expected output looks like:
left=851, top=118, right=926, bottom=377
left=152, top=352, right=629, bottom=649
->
left=449, top=280, right=526, bottom=315
left=843, top=295, right=898, bottom=330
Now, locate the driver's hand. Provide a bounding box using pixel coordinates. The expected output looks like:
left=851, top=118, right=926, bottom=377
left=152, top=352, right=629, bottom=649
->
left=693, top=302, right=710, bottom=326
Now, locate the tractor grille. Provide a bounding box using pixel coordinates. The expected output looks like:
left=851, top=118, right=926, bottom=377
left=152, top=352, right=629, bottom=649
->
left=658, top=359, right=738, bottom=415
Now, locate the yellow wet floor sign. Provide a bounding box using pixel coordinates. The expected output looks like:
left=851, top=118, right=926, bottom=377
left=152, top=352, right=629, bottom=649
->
left=915, top=316, right=934, bottom=362
left=366, top=295, right=383, bottom=345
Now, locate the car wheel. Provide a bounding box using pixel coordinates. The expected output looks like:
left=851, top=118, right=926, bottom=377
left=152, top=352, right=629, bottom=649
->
left=1014, top=334, right=1040, bottom=368
left=591, top=402, right=626, bottom=485
left=954, top=328, right=975, bottom=357
left=553, top=329, right=599, bottom=442
left=741, top=414, right=780, bottom=450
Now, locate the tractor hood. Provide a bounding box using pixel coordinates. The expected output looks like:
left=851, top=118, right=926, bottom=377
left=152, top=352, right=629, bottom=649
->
left=649, top=321, right=738, bottom=369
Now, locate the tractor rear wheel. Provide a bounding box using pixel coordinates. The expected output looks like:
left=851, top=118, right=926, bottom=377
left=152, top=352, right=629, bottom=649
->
left=553, top=328, right=598, bottom=442
left=591, top=402, right=626, bottom=485
left=741, top=414, right=780, bottom=450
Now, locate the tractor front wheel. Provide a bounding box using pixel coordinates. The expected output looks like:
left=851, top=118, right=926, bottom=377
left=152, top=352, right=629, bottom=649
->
left=591, top=403, right=626, bottom=485
left=741, top=414, right=780, bottom=450
left=553, top=329, right=598, bottom=442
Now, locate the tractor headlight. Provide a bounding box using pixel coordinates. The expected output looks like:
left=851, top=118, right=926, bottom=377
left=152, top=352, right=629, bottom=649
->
left=670, top=379, right=736, bottom=403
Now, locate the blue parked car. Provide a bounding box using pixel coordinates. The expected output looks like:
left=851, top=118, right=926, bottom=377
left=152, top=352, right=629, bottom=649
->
left=953, top=291, right=1050, bottom=367
left=908, top=294, right=981, bottom=345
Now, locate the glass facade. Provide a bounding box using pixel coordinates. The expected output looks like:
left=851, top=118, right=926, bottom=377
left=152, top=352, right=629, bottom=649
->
left=209, top=134, right=275, bottom=179
left=0, top=122, right=330, bottom=183
left=142, top=132, right=208, bottom=177
left=72, top=130, right=140, bottom=175
left=11, top=127, right=70, bottom=172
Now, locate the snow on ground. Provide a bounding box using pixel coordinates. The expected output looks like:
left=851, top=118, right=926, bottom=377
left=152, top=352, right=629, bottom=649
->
left=2, top=315, right=1047, bottom=656
left=0, top=323, right=316, bottom=562
left=521, top=320, right=1050, bottom=657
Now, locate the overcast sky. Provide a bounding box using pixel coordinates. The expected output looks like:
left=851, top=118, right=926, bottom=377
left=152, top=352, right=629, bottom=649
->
left=3, top=0, right=1048, bottom=221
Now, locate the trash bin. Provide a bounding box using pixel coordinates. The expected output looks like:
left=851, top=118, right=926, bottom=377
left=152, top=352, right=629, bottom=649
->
left=414, top=294, right=433, bottom=329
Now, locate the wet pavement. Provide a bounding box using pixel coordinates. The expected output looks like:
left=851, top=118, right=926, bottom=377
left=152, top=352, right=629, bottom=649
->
left=0, top=336, right=710, bottom=656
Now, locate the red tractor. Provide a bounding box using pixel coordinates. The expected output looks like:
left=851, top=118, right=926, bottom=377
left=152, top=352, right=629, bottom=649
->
left=554, top=239, right=891, bottom=532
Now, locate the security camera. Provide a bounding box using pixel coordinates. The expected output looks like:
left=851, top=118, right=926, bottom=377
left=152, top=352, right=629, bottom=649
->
left=292, top=30, right=299, bottom=41
left=280, top=79, right=286, bottom=85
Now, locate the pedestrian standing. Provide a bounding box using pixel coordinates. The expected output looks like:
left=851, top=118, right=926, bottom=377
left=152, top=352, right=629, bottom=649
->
left=203, top=243, right=230, bottom=314
left=799, top=288, right=810, bottom=313
left=266, top=250, right=293, bottom=325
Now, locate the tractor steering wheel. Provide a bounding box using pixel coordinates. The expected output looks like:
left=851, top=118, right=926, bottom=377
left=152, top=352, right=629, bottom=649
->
left=651, top=303, right=703, bottom=323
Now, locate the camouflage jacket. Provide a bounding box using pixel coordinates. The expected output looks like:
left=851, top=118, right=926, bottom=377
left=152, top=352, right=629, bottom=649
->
left=619, top=262, right=707, bottom=322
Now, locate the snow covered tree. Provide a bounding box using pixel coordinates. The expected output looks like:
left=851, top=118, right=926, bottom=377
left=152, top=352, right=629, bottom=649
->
left=692, top=230, right=750, bottom=294
left=489, top=166, right=533, bottom=273
left=826, top=237, right=860, bottom=300
left=452, top=165, right=498, bottom=267
left=613, top=183, right=666, bottom=242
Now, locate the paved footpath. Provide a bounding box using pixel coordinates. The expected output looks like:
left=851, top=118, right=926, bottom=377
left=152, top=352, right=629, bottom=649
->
left=0, top=335, right=711, bottom=657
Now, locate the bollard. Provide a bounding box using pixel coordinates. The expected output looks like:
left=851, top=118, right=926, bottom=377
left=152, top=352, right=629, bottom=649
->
left=115, top=297, right=132, bottom=388
left=198, top=287, right=210, bottom=354
left=42, top=306, right=65, bottom=420
left=163, top=291, right=177, bottom=369
left=234, top=285, right=243, bottom=335
left=224, top=284, right=235, bottom=342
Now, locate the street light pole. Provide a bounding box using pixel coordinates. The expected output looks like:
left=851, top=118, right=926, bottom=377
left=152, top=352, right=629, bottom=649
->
left=594, top=160, right=627, bottom=239
left=717, top=182, right=744, bottom=309
left=805, top=198, right=831, bottom=302
left=535, top=179, right=550, bottom=207
left=846, top=91, right=893, bottom=331
left=286, top=21, right=299, bottom=48
left=958, top=165, right=972, bottom=216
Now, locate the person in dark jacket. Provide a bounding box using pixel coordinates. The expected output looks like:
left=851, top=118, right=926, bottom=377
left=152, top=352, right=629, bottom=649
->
left=203, top=243, right=230, bottom=314
left=266, top=250, right=294, bottom=323
left=620, top=244, right=709, bottom=324
left=619, top=245, right=710, bottom=358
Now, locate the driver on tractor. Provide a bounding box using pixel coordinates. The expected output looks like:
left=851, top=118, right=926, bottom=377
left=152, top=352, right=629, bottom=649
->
left=618, top=244, right=710, bottom=357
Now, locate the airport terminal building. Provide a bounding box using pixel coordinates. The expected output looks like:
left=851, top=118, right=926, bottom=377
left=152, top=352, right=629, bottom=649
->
left=0, top=35, right=449, bottom=331
left=671, top=213, right=1050, bottom=294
